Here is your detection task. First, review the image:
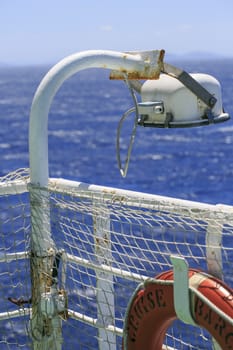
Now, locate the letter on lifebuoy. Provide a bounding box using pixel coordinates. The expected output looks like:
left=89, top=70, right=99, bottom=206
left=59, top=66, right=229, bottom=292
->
left=123, top=269, right=233, bottom=349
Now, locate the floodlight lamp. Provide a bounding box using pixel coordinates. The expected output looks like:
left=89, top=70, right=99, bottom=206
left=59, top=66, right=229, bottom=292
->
left=137, top=73, right=230, bottom=128
left=116, top=67, right=230, bottom=177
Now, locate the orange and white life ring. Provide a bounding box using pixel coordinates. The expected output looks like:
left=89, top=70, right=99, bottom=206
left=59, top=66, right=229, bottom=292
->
left=123, top=269, right=233, bottom=349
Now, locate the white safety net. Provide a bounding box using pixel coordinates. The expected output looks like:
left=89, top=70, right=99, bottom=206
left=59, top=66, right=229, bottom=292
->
left=0, top=169, right=232, bottom=349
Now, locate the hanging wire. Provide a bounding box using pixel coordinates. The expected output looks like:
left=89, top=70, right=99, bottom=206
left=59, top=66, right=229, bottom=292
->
left=116, top=75, right=139, bottom=177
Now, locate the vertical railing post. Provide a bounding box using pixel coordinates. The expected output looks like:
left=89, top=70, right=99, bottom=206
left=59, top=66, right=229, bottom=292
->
left=29, top=186, right=63, bottom=349
left=93, top=198, right=116, bottom=350
left=29, top=49, right=162, bottom=349
left=206, top=209, right=224, bottom=350
left=206, top=216, right=223, bottom=280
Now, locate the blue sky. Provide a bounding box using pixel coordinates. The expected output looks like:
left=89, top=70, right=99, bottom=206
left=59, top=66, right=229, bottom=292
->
left=1, top=0, right=233, bottom=65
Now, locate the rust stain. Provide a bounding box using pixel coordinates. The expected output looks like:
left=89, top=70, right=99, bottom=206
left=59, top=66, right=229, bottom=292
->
left=95, top=234, right=109, bottom=246
left=95, top=237, right=100, bottom=245
left=158, top=49, right=165, bottom=62
left=58, top=289, right=69, bottom=320
left=109, top=70, right=161, bottom=80
left=110, top=49, right=165, bottom=80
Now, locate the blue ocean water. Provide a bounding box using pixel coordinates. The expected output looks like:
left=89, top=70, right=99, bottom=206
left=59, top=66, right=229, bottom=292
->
left=0, top=59, right=233, bottom=205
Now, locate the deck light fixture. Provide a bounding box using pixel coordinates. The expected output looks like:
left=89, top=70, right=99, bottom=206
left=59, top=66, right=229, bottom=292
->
left=137, top=72, right=229, bottom=128
left=116, top=63, right=230, bottom=176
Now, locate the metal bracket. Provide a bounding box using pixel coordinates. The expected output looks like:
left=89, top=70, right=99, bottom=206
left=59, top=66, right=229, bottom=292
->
left=163, top=63, right=217, bottom=109
left=170, top=255, right=196, bottom=326
left=110, top=52, right=216, bottom=109
left=110, top=49, right=165, bottom=80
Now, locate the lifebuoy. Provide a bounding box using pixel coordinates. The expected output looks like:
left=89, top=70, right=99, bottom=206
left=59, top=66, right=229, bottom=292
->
left=123, top=269, right=233, bottom=349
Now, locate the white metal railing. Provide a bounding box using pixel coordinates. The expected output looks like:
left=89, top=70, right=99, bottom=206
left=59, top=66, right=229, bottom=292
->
left=1, top=174, right=232, bottom=349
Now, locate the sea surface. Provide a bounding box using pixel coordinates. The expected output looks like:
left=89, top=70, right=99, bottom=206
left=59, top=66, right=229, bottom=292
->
left=0, top=58, right=233, bottom=349
left=0, top=58, right=233, bottom=204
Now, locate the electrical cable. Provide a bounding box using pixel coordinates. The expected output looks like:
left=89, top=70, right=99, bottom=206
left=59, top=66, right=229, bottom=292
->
left=116, top=76, right=139, bottom=177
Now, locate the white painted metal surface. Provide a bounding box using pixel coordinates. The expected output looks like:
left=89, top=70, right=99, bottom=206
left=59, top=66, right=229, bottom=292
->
left=0, top=172, right=232, bottom=349
left=28, top=49, right=164, bottom=350
left=29, top=50, right=163, bottom=186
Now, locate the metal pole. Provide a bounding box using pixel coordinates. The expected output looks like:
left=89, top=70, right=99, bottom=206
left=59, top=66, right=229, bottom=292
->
left=93, top=199, right=116, bottom=350
left=29, top=49, right=163, bottom=349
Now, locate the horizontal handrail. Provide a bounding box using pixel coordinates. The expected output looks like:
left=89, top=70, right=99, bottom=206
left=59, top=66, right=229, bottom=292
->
left=49, top=177, right=233, bottom=221
left=0, top=308, right=30, bottom=321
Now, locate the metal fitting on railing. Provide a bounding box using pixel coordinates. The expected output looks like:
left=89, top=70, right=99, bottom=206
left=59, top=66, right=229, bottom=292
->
left=40, top=289, right=68, bottom=319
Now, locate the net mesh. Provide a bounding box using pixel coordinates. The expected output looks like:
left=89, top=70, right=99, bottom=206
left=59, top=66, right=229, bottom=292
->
left=0, top=169, right=232, bottom=349
left=0, top=169, right=31, bottom=349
